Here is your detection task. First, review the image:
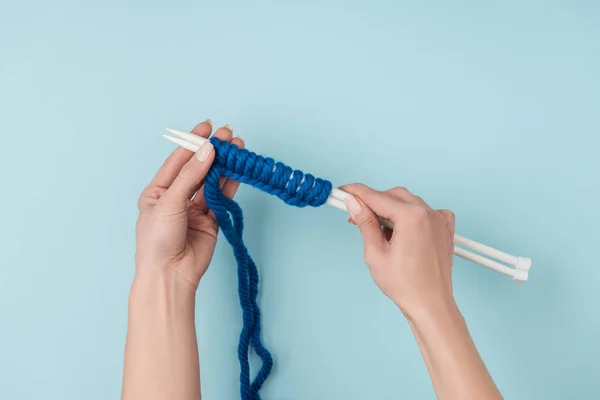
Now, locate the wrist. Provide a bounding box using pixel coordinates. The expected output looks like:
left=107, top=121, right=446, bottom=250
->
left=397, top=293, right=460, bottom=326
left=129, top=267, right=197, bottom=312
left=404, top=297, right=465, bottom=336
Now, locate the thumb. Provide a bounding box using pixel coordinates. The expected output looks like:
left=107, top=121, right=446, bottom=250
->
left=160, top=141, right=215, bottom=212
left=345, top=195, right=387, bottom=252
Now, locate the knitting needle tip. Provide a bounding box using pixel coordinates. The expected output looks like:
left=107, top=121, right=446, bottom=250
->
left=165, top=128, right=209, bottom=147
left=162, top=134, right=200, bottom=152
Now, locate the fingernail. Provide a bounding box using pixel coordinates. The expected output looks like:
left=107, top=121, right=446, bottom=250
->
left=224, top=124, right=234, bottom=133
left=345, top=196, right=362, bottom=216
left=236, top=135, right=245, bottom=141
left=195, top=141, right=214, bottom=162
left=204, top=119, right=213, bottom=127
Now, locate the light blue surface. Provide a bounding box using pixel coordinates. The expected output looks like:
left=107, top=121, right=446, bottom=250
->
left=1, top=1, right=599, bottom=399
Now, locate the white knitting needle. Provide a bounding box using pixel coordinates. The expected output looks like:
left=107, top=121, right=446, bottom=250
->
left=163, top=128, right=531, bottom=283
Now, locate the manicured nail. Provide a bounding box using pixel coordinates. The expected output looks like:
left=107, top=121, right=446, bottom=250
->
left=345, top=196, right=362, bottom=216
left=236, top=135, right=245, bottom=141
left=195, top=141, right=214, bottom=162
left=224, top=124, right=234, bottom=133
left=204, top=119, right=213, bottom=127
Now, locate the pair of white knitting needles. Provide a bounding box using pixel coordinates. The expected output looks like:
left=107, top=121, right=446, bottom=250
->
left=163, top=128, right=532, bottom=283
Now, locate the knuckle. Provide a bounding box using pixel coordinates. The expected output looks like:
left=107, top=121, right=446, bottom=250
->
left=391, top=186, right=409, bottom=195
left=357, top=215, right=378, bottom=230
left=138, top=186, right=164, bottom=210
left=178, top=164, right=197, bottom=180
left=439, top=209, right=455, bottom=228
left=433, top=211, right=445, bottom=223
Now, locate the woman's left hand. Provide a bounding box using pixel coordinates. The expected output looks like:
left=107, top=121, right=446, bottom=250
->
left=135, top=120, right=244, bottom=290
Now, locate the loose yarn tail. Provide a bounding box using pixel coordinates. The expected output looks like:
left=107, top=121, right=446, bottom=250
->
left=203, top=137, right=333, bottom=399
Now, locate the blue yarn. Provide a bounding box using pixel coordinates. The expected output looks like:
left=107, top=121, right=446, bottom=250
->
left=203, top=137, right=332, bottom=399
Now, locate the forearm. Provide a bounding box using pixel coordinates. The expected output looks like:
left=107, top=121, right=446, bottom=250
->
left=122, top=270, right=200, bottom=400
left=406, top=299, right=502, bottom=400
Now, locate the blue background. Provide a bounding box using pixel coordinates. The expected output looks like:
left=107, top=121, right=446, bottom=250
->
left=1, top=1, right=599, bottom=399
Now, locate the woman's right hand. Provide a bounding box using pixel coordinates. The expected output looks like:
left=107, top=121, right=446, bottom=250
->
left=341, top=184, right=456, bottom=319
left=342, top=184, right=502, bottom=399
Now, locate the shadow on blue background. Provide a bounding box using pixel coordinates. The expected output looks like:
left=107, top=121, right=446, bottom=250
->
left=1, top=1, right=598, bottom=399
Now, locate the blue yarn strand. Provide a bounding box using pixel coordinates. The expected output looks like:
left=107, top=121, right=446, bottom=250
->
left=204, top=137, right=332, bottom=400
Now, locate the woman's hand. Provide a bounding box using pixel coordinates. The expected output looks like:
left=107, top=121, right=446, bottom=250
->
left=135, top=120, right=244, bottom=289
left=123, top=121, right=244, bottom=400
left=342, top=184, right=502, bottom=399
left=341, top=184, right=455, bottom=318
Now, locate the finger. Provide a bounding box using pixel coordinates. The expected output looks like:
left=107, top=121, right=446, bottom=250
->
left=190, top=119, right=214, bottom=137
left=384, top=186, right=429, bottom=208
left=138, top=120, right=213, bottom=213
left=191, top=125, right=236, bottom=210
left=222, top=136, right=245, bottom=199
left=213, top=124, right=234, bottom=189
left=438, top=209, right=456, bottom=235
left=212, top=124, right=234, bottom=142
left=148, top=120, right=213, bottom=189
left=355, top=217, right=393, bottom=241
left=340, top=183, right=409, bottom=223
left=159, top=141, right=215, bottom=211
left=345, top=194, right=387, bottom=253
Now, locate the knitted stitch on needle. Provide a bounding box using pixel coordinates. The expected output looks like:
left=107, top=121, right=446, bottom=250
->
left=203, top=137, right=333, bottom=400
